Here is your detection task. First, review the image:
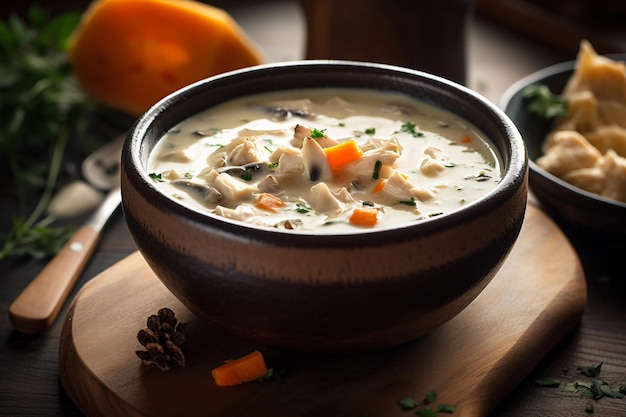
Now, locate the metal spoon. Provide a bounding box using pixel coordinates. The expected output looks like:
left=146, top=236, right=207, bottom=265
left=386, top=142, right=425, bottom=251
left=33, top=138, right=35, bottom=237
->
left=8, top=135, right=125, bottom=334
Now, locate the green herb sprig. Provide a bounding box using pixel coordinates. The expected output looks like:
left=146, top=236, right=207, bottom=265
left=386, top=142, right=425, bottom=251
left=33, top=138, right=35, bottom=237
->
left=0, top=6, right=95, bottom=262
left=522, top=84, right=568, bottom=119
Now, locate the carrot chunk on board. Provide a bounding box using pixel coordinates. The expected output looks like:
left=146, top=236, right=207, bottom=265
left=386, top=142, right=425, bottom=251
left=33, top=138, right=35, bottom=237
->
left=212, top=350, right=268, bottom=387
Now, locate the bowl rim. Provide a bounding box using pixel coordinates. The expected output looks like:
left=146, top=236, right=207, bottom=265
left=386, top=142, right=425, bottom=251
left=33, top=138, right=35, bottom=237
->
left=499, top=55, right=626, bottom=211
left=124, top=60, right=527, bottom=242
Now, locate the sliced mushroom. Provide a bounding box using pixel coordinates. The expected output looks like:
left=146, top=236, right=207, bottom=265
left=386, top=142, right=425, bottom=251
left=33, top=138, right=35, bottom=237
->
left=263, top=98, right=314, bottom=120
left=274, top=218, right=303, bottom=230
left=215, top=162, right=270, bottom=178
left=171, top=180, right=222, bottom=205
left=291, top=124, right=339, bottom=148
left=301, top=137, right=333, bottom=182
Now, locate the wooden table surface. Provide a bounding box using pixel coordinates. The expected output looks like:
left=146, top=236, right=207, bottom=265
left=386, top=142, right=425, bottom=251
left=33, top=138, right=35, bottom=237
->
left=1, top=1, right=625, bottom=416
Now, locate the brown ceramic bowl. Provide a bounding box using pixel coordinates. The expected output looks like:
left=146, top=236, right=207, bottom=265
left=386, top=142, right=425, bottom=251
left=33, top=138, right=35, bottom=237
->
left=121, top=61, right=528, bottom=352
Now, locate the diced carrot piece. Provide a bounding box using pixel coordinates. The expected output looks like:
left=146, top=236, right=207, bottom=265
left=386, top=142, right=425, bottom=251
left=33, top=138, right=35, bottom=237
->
left=211, top=350, right=268, bottom=387
left=324, top=139, right=363, bottom=173
left=256, top=193, right=286, bottom=212
left=461, top=135, right=471, bottom=143
left=349, top=207, right=378, bottom=227
left=373, top=179, right=387, bottom=193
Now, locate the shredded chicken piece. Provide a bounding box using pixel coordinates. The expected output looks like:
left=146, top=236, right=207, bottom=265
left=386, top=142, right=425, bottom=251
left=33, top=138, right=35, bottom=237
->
left=272, top=147, right=305, bottom=180
left=158, top=148, right=193, bottom=163
left=308, top=183, right=352, bottom=215
left=209, top=172, right=257, bottom=204
left=207, top=136, right=268, bottom=167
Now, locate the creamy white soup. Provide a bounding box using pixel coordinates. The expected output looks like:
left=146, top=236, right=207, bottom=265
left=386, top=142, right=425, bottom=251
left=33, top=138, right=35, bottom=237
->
left=148, top=88, right=502, bottom=233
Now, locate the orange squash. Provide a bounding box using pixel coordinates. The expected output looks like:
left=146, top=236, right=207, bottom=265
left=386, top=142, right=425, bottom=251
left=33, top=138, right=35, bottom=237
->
left=68, top=0, right=264, bottom=115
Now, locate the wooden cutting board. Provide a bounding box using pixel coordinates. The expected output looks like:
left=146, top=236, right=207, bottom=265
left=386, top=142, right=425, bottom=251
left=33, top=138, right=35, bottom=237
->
left=59, top=204, right=587, bottom=417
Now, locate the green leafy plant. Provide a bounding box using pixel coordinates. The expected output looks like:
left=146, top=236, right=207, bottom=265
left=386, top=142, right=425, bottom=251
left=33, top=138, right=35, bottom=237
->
left=0, top=6, right=94, bottom=261
left=522, top=84, right=568, bottom=119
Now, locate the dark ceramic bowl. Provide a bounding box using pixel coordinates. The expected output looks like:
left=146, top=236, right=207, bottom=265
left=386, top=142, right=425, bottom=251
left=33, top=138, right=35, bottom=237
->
left=500, top=56, right=626, bottom=238
left=121, top=61, right=528, bottom=352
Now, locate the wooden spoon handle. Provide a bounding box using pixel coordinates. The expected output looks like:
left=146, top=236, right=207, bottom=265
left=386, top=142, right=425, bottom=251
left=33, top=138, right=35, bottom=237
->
left=9, top=225, right=100, bottom=334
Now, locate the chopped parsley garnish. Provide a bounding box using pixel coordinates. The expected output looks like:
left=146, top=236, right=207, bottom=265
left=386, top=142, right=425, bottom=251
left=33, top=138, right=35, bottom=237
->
left=397, top=121, right=424, bottom=138
left=365, top=127, right=376, bottom=135
left=149, top=173, right=164, bottom=182
left=295, top=203, right=310, bottom=214
left=398, top=199, right=416, bottom=206
left=310, top=128, right=326, bottom=138
left=522, top=84, right=568, bottom=119
left=465, top=171, right=492, bottom=182
left=240, top=170, right=253, bottom=181
left=372, top=160, right=382, bottom=180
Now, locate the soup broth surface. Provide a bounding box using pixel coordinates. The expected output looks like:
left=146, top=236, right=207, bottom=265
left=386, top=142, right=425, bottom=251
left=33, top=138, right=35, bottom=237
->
left=148, top=88, right=502, bottom=233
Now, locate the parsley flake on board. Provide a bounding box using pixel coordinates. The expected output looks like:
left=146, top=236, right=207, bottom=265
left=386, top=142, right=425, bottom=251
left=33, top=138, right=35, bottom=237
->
left=534, top=377, right=561, bottom=387
left=396, top=391, right=455, bottom=415
left=534, top=362, right=626, bottom=413
left=256, top=367, right=285, bottom=382
left=397, top=396, right=419, bottom=410
left=577, top=363, right=603, bottom=377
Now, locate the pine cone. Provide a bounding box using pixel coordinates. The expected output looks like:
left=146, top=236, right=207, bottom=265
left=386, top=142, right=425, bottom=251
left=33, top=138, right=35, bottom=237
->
left=136, top=308, right=188, bottom=371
